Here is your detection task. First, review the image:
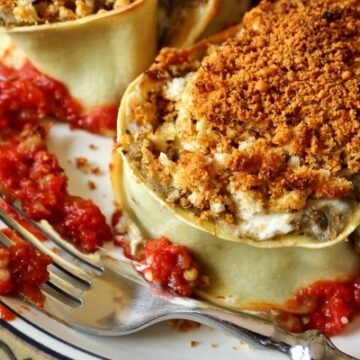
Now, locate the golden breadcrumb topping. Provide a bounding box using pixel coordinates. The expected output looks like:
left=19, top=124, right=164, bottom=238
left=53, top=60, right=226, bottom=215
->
left=189, top=0, right=360, bottom=211
left=0, top=0, right=134, bottom=25
left=122, top=0, right=360, bottom=243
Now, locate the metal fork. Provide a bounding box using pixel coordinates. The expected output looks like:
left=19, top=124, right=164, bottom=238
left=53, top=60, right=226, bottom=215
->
left=0, top=200, right=357, bottom=360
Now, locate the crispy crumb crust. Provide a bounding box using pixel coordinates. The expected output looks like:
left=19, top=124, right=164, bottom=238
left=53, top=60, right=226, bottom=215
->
left=190, top=0, right=360, bottom=209
left=126, top=0, right=360, bottom=215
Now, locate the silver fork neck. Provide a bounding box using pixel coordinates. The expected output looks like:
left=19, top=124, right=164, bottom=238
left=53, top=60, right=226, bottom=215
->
left=163, top=305, right=358, bottom=360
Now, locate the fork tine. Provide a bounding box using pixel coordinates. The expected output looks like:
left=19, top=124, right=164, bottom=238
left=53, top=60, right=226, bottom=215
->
left=0, top=230, right=13, bottom=247
left=37, top=220, right=103, bottom=273
left=47, top=272, right=83, bottom=306
left=0, top=207, right=93, bottom=287
left=40, top=284, right=81, bottom=312
left=1, top=292, right=76, bottom=327
left=2, top=196, right=103, bottom=273
left=0, top=226, right=84, bottom=307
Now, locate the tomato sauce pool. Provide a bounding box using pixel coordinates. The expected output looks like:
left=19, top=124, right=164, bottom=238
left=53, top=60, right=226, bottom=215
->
left=0, top=62, right=117, bottom=134
left=0, top=61, right=113, bottom=253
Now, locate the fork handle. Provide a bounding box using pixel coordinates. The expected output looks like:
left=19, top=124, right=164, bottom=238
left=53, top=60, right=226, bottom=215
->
left=176, top=307, right=358, bottom=360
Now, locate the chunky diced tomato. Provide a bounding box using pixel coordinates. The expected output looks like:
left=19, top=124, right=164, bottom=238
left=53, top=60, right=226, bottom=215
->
left=281, top=278, right=360, bottom=337
left=138, top=237, right=207, bottom=297
left=0, top=237, right=51, bottom=307
left=0, top=61, right=114, bottom=252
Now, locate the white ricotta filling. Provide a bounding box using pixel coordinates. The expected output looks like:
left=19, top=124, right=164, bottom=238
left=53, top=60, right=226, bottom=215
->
left=188, top=192, right=199, bottom=205
left=230, top=191, right=296, bottom=240
left=114, top=212, right=144, bottom=255
left=238, top=137, right=256, bottom=150
left=164, top=73, right=194, bottom=102
left=226, top=191, right=351, bottom=241
left=236, top=212, right=296, bottom=240
left=210, top=201, right=225, bottom=215
left=213, top=153, right=227, bottom=167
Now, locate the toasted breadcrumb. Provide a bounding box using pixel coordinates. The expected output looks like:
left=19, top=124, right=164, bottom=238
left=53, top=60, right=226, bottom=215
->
left=91, top=166, right=100, bottom=175
left=126, top=0, right=360, bottom=216
left=87, top=180, right=96, bottom=190
left=75, top=156, right=89, bottom=171
left=75, top=157, right=100, bottom=176
left=190, top=0, right=360, bottom=209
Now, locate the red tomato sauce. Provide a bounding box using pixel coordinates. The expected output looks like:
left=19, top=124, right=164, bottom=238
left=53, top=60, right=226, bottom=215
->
left=0, top=236, right=51, bottom=307
left=137, top=237, right=208, bottom=297
left=0, top=62, right=117, bottom=134
left=112, top=210, right=209, bottom=297
left=0, top=304, right=15, bottom=321
left=0, top=61, right=113, bottom=253
left=278, top=276, right=360, bottom=337
left=0, top=126, right=112, bottom=252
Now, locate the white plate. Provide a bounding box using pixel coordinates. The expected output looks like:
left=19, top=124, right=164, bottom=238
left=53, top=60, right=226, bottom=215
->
left=1, top=123, right=359, bottom=360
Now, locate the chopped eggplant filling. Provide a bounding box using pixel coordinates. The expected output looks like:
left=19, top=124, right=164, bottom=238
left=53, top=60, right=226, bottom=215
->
left=298, top=201, right=352, bottom=242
